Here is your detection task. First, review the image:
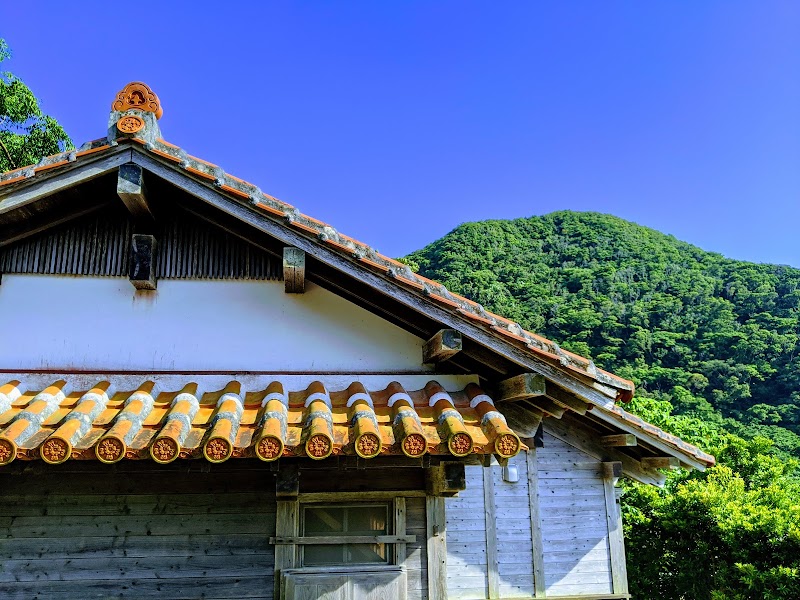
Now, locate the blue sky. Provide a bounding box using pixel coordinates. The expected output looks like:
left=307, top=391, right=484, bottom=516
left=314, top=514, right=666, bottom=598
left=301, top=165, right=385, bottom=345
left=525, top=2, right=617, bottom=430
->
left=3, top=2, right=799, bottom=265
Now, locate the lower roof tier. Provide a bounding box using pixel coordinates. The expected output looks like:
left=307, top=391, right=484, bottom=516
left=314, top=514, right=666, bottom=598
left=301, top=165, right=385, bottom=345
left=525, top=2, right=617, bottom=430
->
left=0, top=374, right=523, bottom=465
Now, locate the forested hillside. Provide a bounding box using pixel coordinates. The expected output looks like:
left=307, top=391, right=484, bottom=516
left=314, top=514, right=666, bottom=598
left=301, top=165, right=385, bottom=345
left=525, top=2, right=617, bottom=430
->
left=405, top=211, right=800, bottom=599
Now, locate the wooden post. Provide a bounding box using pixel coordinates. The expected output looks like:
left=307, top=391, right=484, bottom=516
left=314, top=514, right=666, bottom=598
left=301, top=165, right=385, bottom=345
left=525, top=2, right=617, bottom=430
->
left=283, top=247, right=305, bottom=293
left=483, top=468, right=500, bottom=599
left=526, top=449, right=547, bottom=597
left=129, top=234, right=157, bottom=290
left=394, top=497, right=407, bottom=565
left=117, top=163, right=153, bottom=220
left=423, top=329, right=462, bottom=364
left=274, top=499, right=299, bottom=600
left=426, top=495, right=447, bottom=600
left=603, top=462, right=629, bottom=594
left=497, top=373, right=546, bottom=403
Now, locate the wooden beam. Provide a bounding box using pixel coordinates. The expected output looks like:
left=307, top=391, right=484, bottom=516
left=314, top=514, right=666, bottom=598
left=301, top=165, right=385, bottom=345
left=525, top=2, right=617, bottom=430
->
left=0, top=146, right=132, bottom=216
left=423, top=329, right=462, bottom=364
left=497, top=373, right=546, bottom=402
left=545, top=383, right=591, bottom=415
left=129, top=234, right=157, bottom=290
left=641, top=456, right=681, bottom=470
left=117, top=163, right=153, bottom=219
left=270, top=535, right=416, bottom=545
left=426, top=462, right=466, bottom=496
left=603, top=460, right=623, bottom=484
left=483, top=467, right=500, bottom=599
left=523, top=397, right=566, bottom=419
left=283, top=247, right=305, bottom=293
left=601, top=434, right=638, bottom=447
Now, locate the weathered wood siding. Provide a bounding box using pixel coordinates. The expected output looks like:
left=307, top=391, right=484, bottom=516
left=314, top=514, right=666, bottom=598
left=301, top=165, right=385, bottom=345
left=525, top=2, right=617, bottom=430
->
left=537, top=431, right=614, bottom=597
left=445, top=458, right=535, bottom=599
left=0, top=463, right=277, bottom=600
left=445, top=465, right=488, bottom=598
left=491, top=457, right=535, bottom=598
left=406, top=497, right=429, bottom=600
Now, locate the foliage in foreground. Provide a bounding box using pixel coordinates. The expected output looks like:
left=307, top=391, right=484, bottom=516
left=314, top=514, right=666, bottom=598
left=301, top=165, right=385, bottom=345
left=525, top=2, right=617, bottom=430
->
left=406, top=211, right=800, bottom=599
left=0, top=39, right=72, bottom=172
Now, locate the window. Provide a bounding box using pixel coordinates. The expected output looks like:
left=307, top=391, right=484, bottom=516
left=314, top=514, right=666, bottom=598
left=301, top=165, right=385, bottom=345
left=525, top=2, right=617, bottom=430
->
left=301, top=503, right=390, bottom=566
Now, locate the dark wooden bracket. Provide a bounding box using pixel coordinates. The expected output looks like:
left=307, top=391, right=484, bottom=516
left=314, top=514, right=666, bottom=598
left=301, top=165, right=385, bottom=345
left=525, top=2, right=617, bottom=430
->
left=283, top=247, right=305, bottom=293
left=423, top=329, right=462, bottom=364
left=117, top=163, right=154, bottom=220
left=426, top=462, right=466, bottom=496
left=276, top=463, right=300, bottom=498
left=129, top=234, right=157, bottom=290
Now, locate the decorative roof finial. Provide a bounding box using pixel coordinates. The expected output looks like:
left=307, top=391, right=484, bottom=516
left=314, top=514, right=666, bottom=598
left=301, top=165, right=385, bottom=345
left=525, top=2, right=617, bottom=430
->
left=112, top=82, right=163, bottom=119
left=109, top=82, right=163, bottom=143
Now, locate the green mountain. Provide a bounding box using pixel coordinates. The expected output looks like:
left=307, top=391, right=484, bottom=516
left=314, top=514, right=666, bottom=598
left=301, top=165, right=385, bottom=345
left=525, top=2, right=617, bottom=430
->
left=406, top=211, right=800, bottom=599
left=406, top=211, right=800, bottom=457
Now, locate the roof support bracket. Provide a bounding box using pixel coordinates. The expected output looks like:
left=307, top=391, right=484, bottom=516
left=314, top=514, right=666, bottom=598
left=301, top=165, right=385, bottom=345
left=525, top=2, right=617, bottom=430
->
left=129, top=233, right=157, bottom=290
left=423, top=329, right=462, bottom=364
left=283, top=247, right=305, bottom=293
left=641, top=456, right=681, bottom=470
left=117, top=163, right=154, bottom=220
left=426, top=462, right=466, bottom=496
left=497, top=373, right=546, bottom=402
left=601, top=434, right=638, bottom=447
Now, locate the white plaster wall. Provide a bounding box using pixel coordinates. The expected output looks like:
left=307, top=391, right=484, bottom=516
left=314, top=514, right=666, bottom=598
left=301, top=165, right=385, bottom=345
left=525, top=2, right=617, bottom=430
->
left=0, top=275, right=429, bottom=372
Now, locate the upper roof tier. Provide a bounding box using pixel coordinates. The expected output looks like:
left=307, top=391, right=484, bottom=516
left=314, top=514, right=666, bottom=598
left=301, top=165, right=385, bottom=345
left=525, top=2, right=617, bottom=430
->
left=0, top=81, right=635, bottom=402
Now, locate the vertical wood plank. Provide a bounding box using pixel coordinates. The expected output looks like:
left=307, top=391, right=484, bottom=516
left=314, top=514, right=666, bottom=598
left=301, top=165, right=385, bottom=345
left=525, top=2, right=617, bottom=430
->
left=394, top=497, right=407, bottom=565
left=274, top=499, right=299, bottom=600
left=426, top=496, right=447, bottom=600
left=483, top=467, right=500, bottom=599
left=604, top=473, right=629, bottom=594
left=526, top=449, right=547, bottom=598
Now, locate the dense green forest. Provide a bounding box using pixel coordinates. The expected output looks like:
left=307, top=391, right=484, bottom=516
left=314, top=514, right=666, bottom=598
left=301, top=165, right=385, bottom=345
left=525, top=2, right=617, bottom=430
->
left=406, top=211, right=800, bottom=599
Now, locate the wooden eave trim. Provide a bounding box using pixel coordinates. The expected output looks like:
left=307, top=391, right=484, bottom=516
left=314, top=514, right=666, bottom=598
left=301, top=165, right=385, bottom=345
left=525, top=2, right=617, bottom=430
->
left=587, top=405, right=709, bottom=471
left=128, top=149, right=626, bottom=413
left=0, top=146, right=133, bottom=216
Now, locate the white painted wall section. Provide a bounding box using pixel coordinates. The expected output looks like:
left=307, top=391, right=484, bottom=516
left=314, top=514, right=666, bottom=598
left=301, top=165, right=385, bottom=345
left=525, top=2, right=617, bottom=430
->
left=0, top=275, right=428, bottom=372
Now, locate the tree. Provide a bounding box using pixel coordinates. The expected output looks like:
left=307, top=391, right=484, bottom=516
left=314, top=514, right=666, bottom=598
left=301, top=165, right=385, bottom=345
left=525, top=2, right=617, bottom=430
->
left=0, top=39, right=72, bottom=172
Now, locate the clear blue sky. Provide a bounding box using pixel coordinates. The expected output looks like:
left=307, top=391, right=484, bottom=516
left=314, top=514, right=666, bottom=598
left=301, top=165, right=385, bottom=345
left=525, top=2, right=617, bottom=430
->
left=3, top=2, right=799, bottom=265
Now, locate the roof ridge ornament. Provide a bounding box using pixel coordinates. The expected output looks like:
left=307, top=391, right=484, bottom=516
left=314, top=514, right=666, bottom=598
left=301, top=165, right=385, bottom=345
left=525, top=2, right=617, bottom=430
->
left=108, top=81, right=163, bottom=144
left=112, top=82, right=163, bottom=119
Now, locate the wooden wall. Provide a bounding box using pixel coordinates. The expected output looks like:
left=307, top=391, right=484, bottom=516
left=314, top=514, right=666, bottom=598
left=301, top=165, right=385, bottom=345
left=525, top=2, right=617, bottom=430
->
left=443, top=433, right=628, bottom=599
left=537, top=433, right=614, bottom=598
left=0, top=462, right=277, bottom=600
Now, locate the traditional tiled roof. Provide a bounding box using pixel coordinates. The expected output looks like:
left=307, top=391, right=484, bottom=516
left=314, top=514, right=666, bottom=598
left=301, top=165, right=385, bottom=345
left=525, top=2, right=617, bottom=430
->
left=0, top=82, right=634, bottom=404
left=0, top=376, right=523, bottom=465
left=0, top=82, right=715, bottom=470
